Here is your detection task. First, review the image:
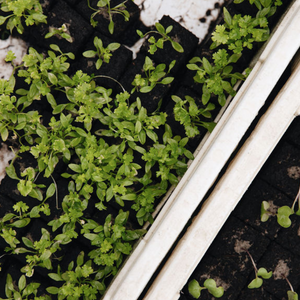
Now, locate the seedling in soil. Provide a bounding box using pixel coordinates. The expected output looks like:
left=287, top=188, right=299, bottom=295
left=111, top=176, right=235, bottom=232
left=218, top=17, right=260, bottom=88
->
left=0, top=0, right=47, bottom=34
left=137, top=22, right=184, bottom=54
left=211, top=7, right=276, bottom=54
left=87, top=0, right=131, bottom=34
left=1, top=273, right=51, bottom=300
left=83, top=36, right=120, bottom=69
left=131, top=56, right=175, bottom=93
left=282, top=274, right=299, bottom=300
left=172, top=95, right=216, bottom=137
left=243, top=248, right=272, bottom=288
left=187, top=50, right=248, bottom=107
left=45, top=23, right=73, bottom=43
left=47, top=251, right=106, bottom=299
left=188, top=278, right=224, bottom=298
left=261, top=183, right=300, bottom=228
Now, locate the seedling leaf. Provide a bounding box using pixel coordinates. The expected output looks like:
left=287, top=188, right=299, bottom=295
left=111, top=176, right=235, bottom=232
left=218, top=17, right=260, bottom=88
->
left=257, top=268, right=272, bottom=279
left=287, top=291, right=299, bottom=300
left=261, top=201, right=270, bottom=222
left=248, top=277, right=263, bottom=289
left=277, top=206, right=292, bottom=228
left=171, top=41, right=184, bottom=53
left=188, top=279, right=202, bottom=298
left=204, top=278, right=224, bottom=298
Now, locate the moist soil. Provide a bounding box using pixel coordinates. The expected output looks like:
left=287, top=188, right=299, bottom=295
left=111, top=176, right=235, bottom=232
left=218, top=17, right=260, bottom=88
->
left=0, top=0, right=295, bottom=298
left=179, top=117, right=300, bottom=300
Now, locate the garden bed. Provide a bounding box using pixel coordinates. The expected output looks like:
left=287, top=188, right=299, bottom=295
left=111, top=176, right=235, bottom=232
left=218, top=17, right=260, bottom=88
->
left=0, top=0, right=295, bottom=299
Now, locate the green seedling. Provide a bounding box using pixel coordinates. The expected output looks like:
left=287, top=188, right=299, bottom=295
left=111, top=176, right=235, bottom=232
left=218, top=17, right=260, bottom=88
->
left=131, top=56, right=175, bottom=93
left=172, top=95, right=216, bottom=137
left=87, top=0, right=131, bottom=34
left=188, top=278, right=224, bottom=298
left=82, top=210, right=146, bottom=268
left=47, top=251, right=105, bottom=299
left=83, top=36, right=120, bottom=69
left=0, top=273, right=51, bottom=300
left=279, top=274, right=299, bottom=300
left=45, top=23, right=73, bottom=42
left=137, top=22, right=184, bottom=54
left=187, top=49, right=249, bottom=107
left=234, top=0, right=282, bottom=15
left=243, top=248, right=272, bottom=288
left=211, top=8, right=271, bottom=54
left=0, top=0, right=47, bottom=34
left=261, top=183, right=300, bottom=228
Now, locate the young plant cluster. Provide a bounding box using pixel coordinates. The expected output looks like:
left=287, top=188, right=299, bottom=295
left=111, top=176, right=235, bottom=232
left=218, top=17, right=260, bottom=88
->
left=0, top=2, right=193, bottom=298
left=174, top=0, right=282, bottom=138
left=261, top=183, right=300, bottom=228
left=87, top=0, right=131, bottom=34
left=188, top=249, right=298, bottom=299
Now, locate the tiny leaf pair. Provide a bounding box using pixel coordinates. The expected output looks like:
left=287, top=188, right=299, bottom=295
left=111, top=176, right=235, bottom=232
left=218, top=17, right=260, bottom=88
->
left=188, top=278, right=224, bottom=298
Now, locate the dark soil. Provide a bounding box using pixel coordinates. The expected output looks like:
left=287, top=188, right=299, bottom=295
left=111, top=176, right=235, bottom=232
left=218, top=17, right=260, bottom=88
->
left=179, top=114, right=300, bottom=300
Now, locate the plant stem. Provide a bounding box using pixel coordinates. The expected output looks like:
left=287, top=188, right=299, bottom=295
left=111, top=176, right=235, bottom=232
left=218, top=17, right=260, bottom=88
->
left=93, top=75, right=125, bottom=92
left=282, top=274, right=294, bottom=292
left=243, top=248, right=258, bottom=273
left=291, top=183, right=300, bottom=212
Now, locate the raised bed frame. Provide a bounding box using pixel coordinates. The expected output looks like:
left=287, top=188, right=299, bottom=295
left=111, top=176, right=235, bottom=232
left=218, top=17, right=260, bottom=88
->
left=103, top=0, right=300, bottom=299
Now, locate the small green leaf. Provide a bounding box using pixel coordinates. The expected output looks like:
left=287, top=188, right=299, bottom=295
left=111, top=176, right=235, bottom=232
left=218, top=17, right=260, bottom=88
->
left=166, top=25, right=173, bottom=34
left=11, top=218, right=31, bottom=228
left=1, top=127, right=8, bottom=141
left=188, top=279, right=202, bottom=298
left=5, top=164, right=19, bottom=180
left=22, top=237, right=34, bottom=249
left=121, top=193, right=137, bottom=201
left=46, top=286, right=59, bottom=294
left=155, top=22, right=165, bottom=34
left=171, top=41, right=184, bottom=53
left=108, top=20, right=114, bottom=34
left=18, top=275, right=26, bottom=292
left=46, top=183, right=56, bottom=199
left=140, top=86, right=153, bottom=93
left=2, top=213, right=16, bottom=223
left=107, top=43, right=120, bottom=51
left=202, top=57, right=213, bottom=74
left=82, top=50, right=97, bottom=58
left=223, top=8, right=232, bottom=26
left=68, top=164, right=82, bottom=173
left=136, top=30, right=144, bottom=38
left=257, top=268, right=272, bottom=279
left=277, top=206, right=293, bottom=228
left=261, top=201, right=270, bottom=222
left=161, top=77, right=174, bottom=85
left=48, top=73, right=58, bottom=85
left=77, top=251, right=84, bottom=267
left=49, top=44, right=61, bottom=52
left=287, top=291, right=299, bottom=300
left=204, top=278, right=224, bottom=298
left=96, top=59, right=103, bottom=70
left=48, top=273, right=63, bottom=282
left=248, top=277, right=263, bottom=289
left=136, top=208, right=146, bottom=218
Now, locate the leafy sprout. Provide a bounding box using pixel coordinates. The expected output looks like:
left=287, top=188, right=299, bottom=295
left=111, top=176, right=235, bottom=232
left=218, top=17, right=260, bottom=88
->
left=131, top=56, right=175, bottom=93
left=261, top=183, right=300, bottom=228
left=45, top=23, right=73, bottom=43
left=83, top=36, right=120, bottom=69
left=188, top=278, right=224, bottom=298
left=137, top=22, right=184, bottom=54
left=0, top=0, right=47, bottom=34
left=87, top=0, right=131, bottom=34
left=243, top=248, right=272, bottom=289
